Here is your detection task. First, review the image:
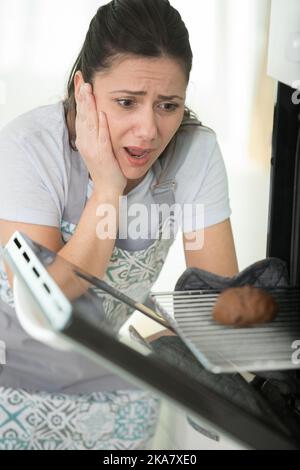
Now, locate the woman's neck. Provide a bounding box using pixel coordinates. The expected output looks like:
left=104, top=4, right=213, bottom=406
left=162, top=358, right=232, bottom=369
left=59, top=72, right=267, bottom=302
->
left=123, top=175, right=146, bottom=195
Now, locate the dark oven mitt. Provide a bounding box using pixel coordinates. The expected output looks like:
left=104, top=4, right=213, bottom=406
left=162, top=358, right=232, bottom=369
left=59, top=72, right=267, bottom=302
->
left=174, top=257, right=290, bottom=291
left=150, top=258, right=300, bottom=442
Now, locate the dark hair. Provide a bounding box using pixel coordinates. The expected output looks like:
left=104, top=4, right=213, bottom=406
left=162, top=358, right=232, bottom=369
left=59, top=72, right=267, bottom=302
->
left=63, top=0, right=200, bottom=150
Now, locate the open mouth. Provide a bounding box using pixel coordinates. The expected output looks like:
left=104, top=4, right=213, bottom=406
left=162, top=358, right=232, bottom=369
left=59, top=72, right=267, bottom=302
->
left=124, top=148, right=150, bottom=159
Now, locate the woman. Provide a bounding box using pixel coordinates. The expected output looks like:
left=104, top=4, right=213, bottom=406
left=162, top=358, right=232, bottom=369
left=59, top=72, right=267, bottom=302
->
left=0, top=0, right=238, bottom=449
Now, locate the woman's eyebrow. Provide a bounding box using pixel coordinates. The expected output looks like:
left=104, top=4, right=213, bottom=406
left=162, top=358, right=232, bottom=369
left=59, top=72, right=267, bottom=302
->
left=109, top=90, right=184, bottom=100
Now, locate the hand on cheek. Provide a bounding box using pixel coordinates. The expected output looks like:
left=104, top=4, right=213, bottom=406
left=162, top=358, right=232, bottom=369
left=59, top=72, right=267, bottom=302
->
left=75, top=82, right=127, bottom=196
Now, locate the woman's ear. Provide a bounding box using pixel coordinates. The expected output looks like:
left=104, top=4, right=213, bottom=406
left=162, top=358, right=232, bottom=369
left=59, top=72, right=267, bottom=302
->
left=74, top=71, right=84, bottom=104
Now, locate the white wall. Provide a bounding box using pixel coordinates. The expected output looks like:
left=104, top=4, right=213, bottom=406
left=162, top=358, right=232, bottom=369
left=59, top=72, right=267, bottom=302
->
left=267, top=0, right=300, bottom=88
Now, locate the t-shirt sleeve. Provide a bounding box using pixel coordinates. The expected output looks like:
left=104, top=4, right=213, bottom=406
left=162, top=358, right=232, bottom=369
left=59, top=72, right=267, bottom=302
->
left=0, top=129, right=62, bottom=227
left=180, top=130, right=232, bottom=233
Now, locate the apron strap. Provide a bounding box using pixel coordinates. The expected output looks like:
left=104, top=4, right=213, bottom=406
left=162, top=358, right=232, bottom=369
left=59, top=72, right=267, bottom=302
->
left=151, top=117, right=202, bottom=191
left=150, top=118, right=202, bottom=239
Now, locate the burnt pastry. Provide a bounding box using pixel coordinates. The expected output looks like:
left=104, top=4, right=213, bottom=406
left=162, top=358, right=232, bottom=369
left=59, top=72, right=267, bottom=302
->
left=212, top=285, right=278, bottom=326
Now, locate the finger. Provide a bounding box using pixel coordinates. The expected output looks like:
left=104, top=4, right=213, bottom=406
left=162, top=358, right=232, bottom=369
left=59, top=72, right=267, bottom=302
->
left=84, top=90, right=98, bottom=133
left=78, top=84, right=97, bottom=130
left=76, top=84, right=88, bottom=123
left=98, top=111, right=114, bottom=154
left=76, top=84, right=99, bottom=150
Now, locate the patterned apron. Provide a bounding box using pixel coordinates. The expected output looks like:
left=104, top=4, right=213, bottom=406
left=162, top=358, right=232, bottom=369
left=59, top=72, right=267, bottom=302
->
left=0, top=138, right=179, bottom=449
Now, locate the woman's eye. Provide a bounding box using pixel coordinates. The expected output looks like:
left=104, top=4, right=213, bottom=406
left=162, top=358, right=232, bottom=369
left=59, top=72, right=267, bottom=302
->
left=116, top=99, right=134, bottom=108
left=159, top=103, right=179, bottom=112
left=115, top=99, right=179, bottom=112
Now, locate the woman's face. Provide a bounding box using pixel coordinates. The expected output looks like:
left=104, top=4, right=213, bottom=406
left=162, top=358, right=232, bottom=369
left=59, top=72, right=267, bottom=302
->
left=75, top=55, right=187, bottom=181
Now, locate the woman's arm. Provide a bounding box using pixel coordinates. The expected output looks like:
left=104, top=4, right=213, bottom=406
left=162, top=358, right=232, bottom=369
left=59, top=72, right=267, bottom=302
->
left=0, top=188, right=121, bottom=298
left=183, top=218, right=239, bottom=277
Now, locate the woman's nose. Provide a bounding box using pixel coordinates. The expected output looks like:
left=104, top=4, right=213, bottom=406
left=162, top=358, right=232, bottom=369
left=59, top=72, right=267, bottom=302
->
left=133, top=110, right=158, bottom=142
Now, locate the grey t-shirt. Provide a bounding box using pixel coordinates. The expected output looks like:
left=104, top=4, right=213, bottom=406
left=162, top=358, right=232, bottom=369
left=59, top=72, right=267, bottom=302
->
left=0, top=101, right=231, bottom=236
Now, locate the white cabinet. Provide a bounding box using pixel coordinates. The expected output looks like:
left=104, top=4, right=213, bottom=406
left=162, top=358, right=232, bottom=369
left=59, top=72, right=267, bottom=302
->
left=267, top=0, right=300, bottom=89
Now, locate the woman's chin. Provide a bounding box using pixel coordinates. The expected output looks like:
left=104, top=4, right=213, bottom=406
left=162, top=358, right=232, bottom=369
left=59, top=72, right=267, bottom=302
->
left=118, top=159, right=148, bottom=180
